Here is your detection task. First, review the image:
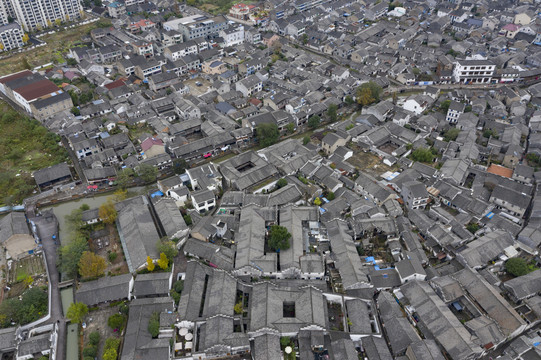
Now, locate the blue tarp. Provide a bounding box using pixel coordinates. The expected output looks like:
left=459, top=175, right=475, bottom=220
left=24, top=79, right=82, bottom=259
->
left=452, top=302, right=463, bottom=311
left=151, top=191, right=164, bottom=198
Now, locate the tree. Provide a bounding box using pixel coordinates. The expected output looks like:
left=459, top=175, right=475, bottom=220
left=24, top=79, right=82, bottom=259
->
left=345, top=95, right=354, bottom=105
left=148, top=312, right=160, bottom=338
left=286, top=122, right=295, bottom=134
left=410, top=148, right=435, bottom=163
left=157, top=252, right=169, bottom=270
left=303, top=136, right=310, bottom=145
left=257, top=123, right=279, bottom=147
left=276, top=178, right=287, bottom=189
left=138, top=163, right=158, bottom=183
left=313, top=197, right=322, bottom=206
left=307, top=115, right=320, bottom=130
left=268, top=225, right=291, bottom=251
left=327, top=192, right=335, bottom=200
left=280, top=336, right=291, bottom=347
left=356, top=82, right=382, bottom=106
left=440, top=100, right=451, bottom=113
left=89, top=331, right=100, bottom=346
left=67, top=302, right=88, bottom=324
left=22, top=33, right=29, bottom=43
left=443, top=127, right=460, bottom=142
left=327, top=104, right=338, bottom=122
left=78, top=251, right=106, bottom=278
left=157, top=240, right=177, bottom=262
left=234, top=302, right=243, bottom=314
left=71, top=107, right=80, bottom=116
left=59, top=234, right=89, bottom=279
left=183, top=214, right=192, bottom=226
left=99, top=200, right=117, bottom=224
left=83, top=346, right=97, bottom=357
left=466, top=222, right=480, bottom=234
left=112, top=189, right=127, bottom=202
left=505, top=258, right=530, bottom=277
left=102, top=349, right=117, bottom=360
left=108, top=314, right=126, bottom=331
left=116, top=168, right=134, bottom=189
left=356, top=87, right=375, bottom=107
left=22, top=57, right=31, bottom=70
left=173, top=158, right=187, bottom=175
left=55, top=18, right=62, bottom=26
left=302, top=33, right=308, bottom=45
left=146, top=256, right=155, bottom=271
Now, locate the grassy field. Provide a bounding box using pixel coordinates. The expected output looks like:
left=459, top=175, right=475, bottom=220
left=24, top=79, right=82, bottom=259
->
left=0, top=101, right=69, bottom=205
left=0, top=19, right=111, bottom=76
left=191, top=0, right=254, bottom=15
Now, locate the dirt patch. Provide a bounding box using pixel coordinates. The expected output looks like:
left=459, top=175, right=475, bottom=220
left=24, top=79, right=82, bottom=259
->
left=346, top=149, right=394, bottom=177
left=89, top=224, right=129, bottom=276
left=184, top=78, right=212, bottom=97
left=7, top=254, right=46, bottom=284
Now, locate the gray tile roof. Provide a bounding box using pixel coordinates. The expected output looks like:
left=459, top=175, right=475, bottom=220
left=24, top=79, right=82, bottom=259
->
left=75, top=274, right=132, bottom=306
left=117, top=202, right=160, bottom=272
left=153, top=198, right=188, bottom=239
left=0, top=212, right=30, bottom=243
left=33, top=162, right=71, bottom=186
left=133, top=272, right=172, bottom=298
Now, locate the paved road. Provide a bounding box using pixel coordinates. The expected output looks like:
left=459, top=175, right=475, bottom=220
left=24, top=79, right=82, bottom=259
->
left=32, top=210, right=66, bottom=360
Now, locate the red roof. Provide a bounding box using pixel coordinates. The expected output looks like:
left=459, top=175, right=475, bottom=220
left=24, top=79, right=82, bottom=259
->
left=141, top=137, right=164, bottom=152
left=15, top=79, right=61, bottom=101
left=487, top=164, right=513, bottom=178
left=104, top=78, right=127, bottom=90
left=0, top=70, right=32, bottom=84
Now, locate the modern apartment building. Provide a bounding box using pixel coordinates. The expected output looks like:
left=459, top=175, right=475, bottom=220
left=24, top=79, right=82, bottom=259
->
left=0, top=22, right=23, bottom=51
left=0, top=0, right=82, bottom=31
left=453, top=59, right=496, bottom=84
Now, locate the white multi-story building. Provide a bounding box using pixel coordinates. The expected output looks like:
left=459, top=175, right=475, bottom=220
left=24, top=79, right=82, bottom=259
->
left=219, top=25, right=244, bottom=47
left=453, top=59, right=496, bottom=84
left=1, top=0, right=82, bottom=31
left=0, top=22, right=23, bottom=51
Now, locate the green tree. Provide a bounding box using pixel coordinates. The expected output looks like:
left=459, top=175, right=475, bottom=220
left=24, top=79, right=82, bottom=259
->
left=280, top=336, right=291, bottom=347
left=307, top=115, right=320, bottom=130
left=505, top=258, right=530, bottom=277
left=410, top=148, right=434, bottom=163
left=268, top=225, right=291, bottom=251
left=148, top=312, right=160, bottom=338
left=327, top=104, right=338, bottom=122
left=303, top=136, right=310, bottom=145
left=67, top=302, right=88, bottom=324
left=104, top=337, right=120, bottom=352
left=286, top=122, right=295, bottom=134
left=157, top=240, right=177, bottom=262
left=327, top=192, right=335, bottom=200
left=108, top=314, right=126, bottom=331
left=276, top=178, right=287, bottom=189
left=443, top=127, right=460, bottom=142
left=59, top=234, right=89, bottom=278
left=345, top=95, right=354, bottom=105
left=302, top=33, right=308, bottom=44
left=172, top=158, right=187, bottom=175
left=440, top=100, right=451, bottom=113
left=466, top=222, right=480, bottom=234
left=138, top=163, right=158, bottom=183
left=83, top=346, right=97, bottom=357
left=89, top=331, right=100, bottom=346
left=183, top=214, right=192, bottom=226
left=314, top=197, right=322, bottom=206
left=71, top=107, right=80, bottom=116
left=116, top=168, right=135, bottom=189
left=257, top=123, right=280, bottom=147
